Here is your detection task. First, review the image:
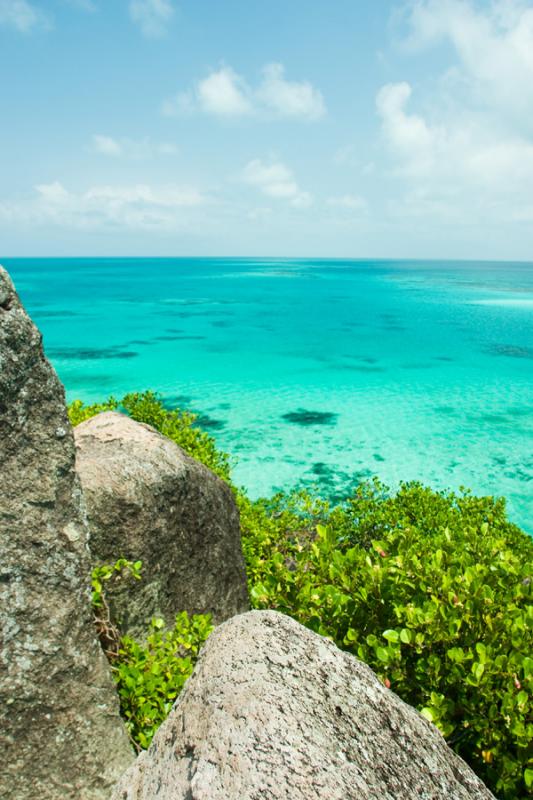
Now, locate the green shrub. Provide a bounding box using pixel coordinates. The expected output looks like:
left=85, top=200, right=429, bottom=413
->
left=91, top=557, right=143, bottom=610
left=91, top=558, right=213, bottom=750
left=242, top=481, right=533, bottom=800
left=91, top=558, right=143, bottom=660
left=79, top=393, right=532, bottom=796
left=115, top=612, right=213, bottom=750
left=68, top=391, right=232, bottom=482
left=68, top=396, right=118, bottom=426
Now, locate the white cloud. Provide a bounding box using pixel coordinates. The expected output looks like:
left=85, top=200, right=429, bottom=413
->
left=162, top=63, right=326, bottom=120
left=129, top=0, right=174, bottom=38
left=327, top=194, right=367, bottom=211
left=257, top=63, right=325, bottom=120
left=376, top=82, right=437, bottom=176
left=197, top=66, right=252, bottom=116
left=377, top=0, right=533, bottom=222
left=93, top=134, right=122, bottom=156
left=376, top=80, right=533, bottom=186
left=242, top=159, right=312, bottom=207
left=36, top=181, right=70, bottom=203
left=0, top=0, right=45, bottom=32
left=402, top=0, right=533, bottom=124
left=92, top=134, right=178, bottom=159
left=1, top=180, right=206, bottom=232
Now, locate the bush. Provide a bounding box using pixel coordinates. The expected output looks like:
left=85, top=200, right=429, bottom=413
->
left=68, top=391, right=232, bottom=482
left=91, top=558, right=213, bottom=750
left=77, top=393, right=531, bottom=796
left=115, top=612, right=213, bottom=750
left=68, top=396, right=118, bottom=425
left=242, top=481, right=533, bottom=799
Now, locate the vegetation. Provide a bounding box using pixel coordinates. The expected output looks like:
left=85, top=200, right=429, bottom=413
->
left=242, top=484, right=532, bottom=799
left=91, top=557, right=142, bottom=660
left=115, top=612, right=213, bottom=750
left=91, top=558, right=212, bottom=751
left=74, top=393, right=532, bottom=798
left=68, top=391, right=232, bottom=481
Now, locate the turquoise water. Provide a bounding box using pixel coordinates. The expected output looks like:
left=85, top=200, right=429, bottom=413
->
left=4, top=257, right=532, bottom=532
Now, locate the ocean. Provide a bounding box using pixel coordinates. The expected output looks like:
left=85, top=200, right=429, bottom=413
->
left=4, top=257, right=532, bottom=532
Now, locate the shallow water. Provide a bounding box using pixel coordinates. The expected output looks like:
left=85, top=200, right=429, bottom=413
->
left=4, top=257, right=532, bottom=532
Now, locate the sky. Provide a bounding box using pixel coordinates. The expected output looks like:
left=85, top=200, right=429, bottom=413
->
left=1, top=0, right=533, bottom=258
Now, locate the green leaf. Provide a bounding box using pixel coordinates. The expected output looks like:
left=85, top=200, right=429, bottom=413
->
left=400, top=628, right=412, bottom=644
left=383, top=629, right=400, bottom=644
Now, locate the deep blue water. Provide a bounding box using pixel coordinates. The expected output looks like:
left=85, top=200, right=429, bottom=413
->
left=4, top=257, right=532, bottom=532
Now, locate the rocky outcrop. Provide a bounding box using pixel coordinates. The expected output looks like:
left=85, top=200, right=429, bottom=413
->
left=0, top=266, right=134, bottom=800
left=74, top=411, right=249, bottom=638
left=112, top=610, right=494, bottom=800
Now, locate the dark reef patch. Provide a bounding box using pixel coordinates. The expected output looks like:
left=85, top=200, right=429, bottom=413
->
left=282, top=409, right=339, bottom=426
left=380, top=313, right=400, bottom=323
left=373, top=453, right=385, bottom=462
left=36, top=310, right=80, bottom=318
left=173, top=310, right=214, bottom=318
left=345, top=364, right=385, bottom=373
left=504, top=466, right=532, bottom=483
left=311, top=462, right=331, bottom=476
left=480, top=413, right=511, bottom=425
left=193, top=413, right=226, bottom=431
left=298, top=463, right=377, bottom=504
left=353, top=468, right=373, bottom=481
left=155, top=334, right=206, bottom=341
left=211, top=320, right=233, bottom=328
left=434, top=355, right=455, bottom=362
left=508, top=406, right=533, bottom=418
left=487, top=343, right=533, bottom=360
left=48, top=346, right=138, bottom=360
left=160, top=398, right=227, bottom=431
left=492, top=455, right=507, bottom=466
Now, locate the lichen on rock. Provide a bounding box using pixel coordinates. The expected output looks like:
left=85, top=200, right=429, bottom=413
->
left=0, top=265, right=133, bottom=800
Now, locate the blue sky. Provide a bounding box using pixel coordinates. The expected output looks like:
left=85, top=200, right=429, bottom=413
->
left=1, top=0, right=533, bottom=258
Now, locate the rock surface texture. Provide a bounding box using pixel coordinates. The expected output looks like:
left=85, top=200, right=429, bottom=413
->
left=74, top=411, right=249, bottom=638
left=0, top=266, right=133, bottom=800
left=112, top=610, right=494, bottom=800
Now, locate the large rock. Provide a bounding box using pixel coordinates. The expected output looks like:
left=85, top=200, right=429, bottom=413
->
left=74, top=411, right=249, bottom=638
left=0, top=266, right=134, bottom=799
left=112, top=610, right=494, bottom=800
